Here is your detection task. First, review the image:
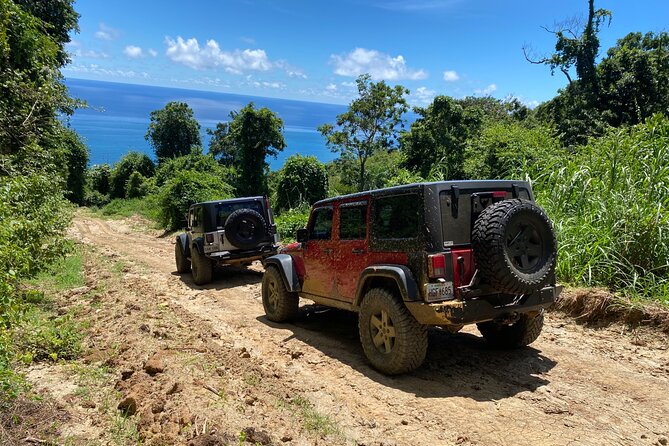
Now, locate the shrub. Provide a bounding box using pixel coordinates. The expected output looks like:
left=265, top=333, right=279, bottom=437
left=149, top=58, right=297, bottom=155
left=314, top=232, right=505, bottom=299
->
left=158, top=170, right=233, bottom=230
left=13, top=309, right=82, bottom=362
left=154, top=149, right=233, bottom=187
left=275, top=205, right=310, bottom=242
left=274, top=155, right=328, bottom=212
left=125, top=171, right=146, bottom=199
left=88, top=164, right=112, bottom=195
left=110, top=151, right=155, bottom=198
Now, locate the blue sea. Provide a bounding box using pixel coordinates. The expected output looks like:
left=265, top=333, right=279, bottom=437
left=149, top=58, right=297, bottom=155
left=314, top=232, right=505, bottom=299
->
left=64, top=78, right=347, bottom=170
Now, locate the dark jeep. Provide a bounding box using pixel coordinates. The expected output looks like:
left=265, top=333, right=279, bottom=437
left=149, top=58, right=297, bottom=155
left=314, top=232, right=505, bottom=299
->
left=261, top=181, right=561, bottom=374
left=175, top=196, right=279, bottom=285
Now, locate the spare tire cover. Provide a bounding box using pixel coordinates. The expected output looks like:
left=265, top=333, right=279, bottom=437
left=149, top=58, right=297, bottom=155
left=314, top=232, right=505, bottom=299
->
left=224, top=208, right=267, bottom=249
left=472, top=199, right=557, bottom=294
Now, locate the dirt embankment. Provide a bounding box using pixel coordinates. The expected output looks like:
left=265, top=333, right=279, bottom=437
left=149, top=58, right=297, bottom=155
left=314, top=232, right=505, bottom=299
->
left=8, top=214, right=669, bottom=446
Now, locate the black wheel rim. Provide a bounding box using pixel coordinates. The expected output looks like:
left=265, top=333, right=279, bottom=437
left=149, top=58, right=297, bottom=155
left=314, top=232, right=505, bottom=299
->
left=505, top=218, right=544, bottom=272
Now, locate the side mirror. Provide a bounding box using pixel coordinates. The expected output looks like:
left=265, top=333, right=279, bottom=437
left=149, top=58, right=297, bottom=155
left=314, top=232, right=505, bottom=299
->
left=296, top=228, right=308, bottom=243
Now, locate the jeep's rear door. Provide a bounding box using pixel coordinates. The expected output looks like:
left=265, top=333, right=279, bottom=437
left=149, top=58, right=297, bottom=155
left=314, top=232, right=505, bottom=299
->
left=334, top=200, right=370, bottom=301
left=301, top=206, right=336, bottom=297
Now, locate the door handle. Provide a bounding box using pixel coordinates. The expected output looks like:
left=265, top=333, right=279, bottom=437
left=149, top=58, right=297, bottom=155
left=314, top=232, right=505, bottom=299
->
left=323, top=248, right=333, bottom=254
left=352, top=248, right=365, bottom=254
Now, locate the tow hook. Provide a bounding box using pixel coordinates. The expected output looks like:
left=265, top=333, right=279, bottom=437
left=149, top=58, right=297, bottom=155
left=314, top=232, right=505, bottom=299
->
left=495, top=312, right=520, bottom=325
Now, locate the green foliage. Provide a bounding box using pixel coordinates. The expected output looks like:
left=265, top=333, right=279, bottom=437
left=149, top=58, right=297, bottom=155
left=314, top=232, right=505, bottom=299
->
left=464, top=122, right=561, bottom=179
left=158, top=170, right=233, bottom=230
left=275, top=205, right=310, bottom=242
left=154, top=149, right=232, bottom=187
left=109, top=151, right=155, bottom=199
left=274, top=155, right=327, bottom=211
left=100, top=196, right=161, bottom=222
left=125, top=171, right=146, bottom=199
left=319, top=74, right=408, bottom=191
left=210, top=102, right=285, bottom=196
left=526, top=114, right=669, bottom=303
left=13, top=308, right=82, bottom=362
left=146, top=101, right=201, bottom=161
left=61, top=127, right=89, bottom=205
left=87, top=163, right=111, bottom=195
left=30, top=251, right=84, bottom=291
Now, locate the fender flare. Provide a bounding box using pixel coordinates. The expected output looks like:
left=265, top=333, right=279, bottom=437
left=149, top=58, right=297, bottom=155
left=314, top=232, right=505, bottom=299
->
left=177, top=233, right=191, bottom=257
left=354, top=265, right=420, bottom=306
left=192, top=237, right=205, bottom=256
left=264, top=254, right=301, bottom=292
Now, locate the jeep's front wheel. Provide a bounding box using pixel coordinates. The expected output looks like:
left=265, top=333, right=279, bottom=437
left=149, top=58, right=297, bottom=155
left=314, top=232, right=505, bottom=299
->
left=262, top=266, right=298, bottom=322
left=175, top=242, right=191, bottom=274
left=191, top=246, right=213, bottom=285
left=358, top=288, right=427, bottom=375
left=477, top=312, right=544, bottom=348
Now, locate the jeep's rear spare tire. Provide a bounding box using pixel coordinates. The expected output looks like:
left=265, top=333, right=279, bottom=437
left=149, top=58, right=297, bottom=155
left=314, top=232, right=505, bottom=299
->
left=224, top=209, right=267, bottom=250
left=472, top=199, right=556, bottom=295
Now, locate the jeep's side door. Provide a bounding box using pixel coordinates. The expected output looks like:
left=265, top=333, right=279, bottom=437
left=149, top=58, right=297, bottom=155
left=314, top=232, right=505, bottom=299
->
left=334, top=200, right=369, bottom=302
left=301, top=206, right=336, bottom=297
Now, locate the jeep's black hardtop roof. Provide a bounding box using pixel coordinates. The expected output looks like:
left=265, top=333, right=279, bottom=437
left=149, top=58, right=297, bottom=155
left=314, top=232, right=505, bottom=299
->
left=312, top=180, right=532, bottom=207
left=190, top=196, right=265, bottom=209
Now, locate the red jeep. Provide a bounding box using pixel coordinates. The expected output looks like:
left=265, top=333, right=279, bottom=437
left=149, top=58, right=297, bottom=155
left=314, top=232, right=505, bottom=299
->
left=262, top=181, right=560, bottom=374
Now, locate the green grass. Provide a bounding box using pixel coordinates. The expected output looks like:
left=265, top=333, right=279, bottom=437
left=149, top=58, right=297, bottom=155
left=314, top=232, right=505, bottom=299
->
left=278, top=396, right=342, bottom=439
left=30, top=250, right=85, bottom=291
left=96, top=196, right=161, bottom=223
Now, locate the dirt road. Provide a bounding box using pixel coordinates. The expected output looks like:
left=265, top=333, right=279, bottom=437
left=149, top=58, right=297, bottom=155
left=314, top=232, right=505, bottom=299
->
left=63, top=215, right=669, bottom=446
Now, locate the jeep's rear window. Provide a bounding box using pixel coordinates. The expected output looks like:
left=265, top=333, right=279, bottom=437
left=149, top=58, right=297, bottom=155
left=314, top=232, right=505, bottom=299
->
left=216, top=201, right=263, bottom=228
left=339, top=202, right=367, bottom=240
left=373, top=194, right=420, bottom=239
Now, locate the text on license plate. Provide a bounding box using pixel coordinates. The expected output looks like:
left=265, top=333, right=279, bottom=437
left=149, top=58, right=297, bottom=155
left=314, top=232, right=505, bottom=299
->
left=426, top=282, right=454, bottom=301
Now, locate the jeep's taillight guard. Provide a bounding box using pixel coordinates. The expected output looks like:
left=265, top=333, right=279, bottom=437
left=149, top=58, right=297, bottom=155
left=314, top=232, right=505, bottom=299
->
left=205, top=233, right=214, bottom=244
left=428, top=253, right=446, bottom=279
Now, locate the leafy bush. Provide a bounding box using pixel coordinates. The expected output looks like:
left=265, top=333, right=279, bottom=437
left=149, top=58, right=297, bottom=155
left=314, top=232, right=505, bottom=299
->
left=154, top=149, right=233, bottom=187
left=275, top=205, right=310, bottom=242
left=101, top=196, right=161, bottom=222
left=110, top=151, right=155, bottom=198
left=13, top=309, right=82, bottom=362
left=125, top=171, right=146, bottom=198
left=274, top=155, right=327, bottom=211
left=84, top=189, right=110, bottom=207
left=88, top=164, right=112, bottom=195
left=158, top=170, right=233, bottom=230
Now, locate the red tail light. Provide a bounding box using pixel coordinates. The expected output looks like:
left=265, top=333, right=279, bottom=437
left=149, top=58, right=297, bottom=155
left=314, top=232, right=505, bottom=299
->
left=428, top=254, right=446, bottom=278
left=492, top=191, right=507, bottom=198
left=205, top=233, right=214, bottom=244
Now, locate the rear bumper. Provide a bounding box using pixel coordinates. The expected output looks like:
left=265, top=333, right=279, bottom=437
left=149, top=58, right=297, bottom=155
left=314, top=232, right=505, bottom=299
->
left=207, top=244, right=278, bottom=264
left=406, top=285, right=562, bottom=326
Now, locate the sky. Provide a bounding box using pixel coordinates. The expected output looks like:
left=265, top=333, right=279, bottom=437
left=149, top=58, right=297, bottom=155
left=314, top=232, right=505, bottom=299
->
left=63, top=0, right=669, bottom=107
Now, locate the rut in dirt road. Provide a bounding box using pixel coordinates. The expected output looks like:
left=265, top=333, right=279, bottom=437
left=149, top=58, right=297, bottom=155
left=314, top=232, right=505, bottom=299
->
left=71, top=215, right=669, bottom=446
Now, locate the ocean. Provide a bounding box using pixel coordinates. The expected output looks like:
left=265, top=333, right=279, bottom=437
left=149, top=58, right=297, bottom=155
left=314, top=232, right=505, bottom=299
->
left=64, top=78, right=347, bottom=170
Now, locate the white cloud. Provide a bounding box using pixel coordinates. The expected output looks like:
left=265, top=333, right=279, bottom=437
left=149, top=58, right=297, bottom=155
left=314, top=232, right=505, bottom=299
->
left=148, top=48, right=158, bottom=57
left=275, top=60, right=308, bottom=79
left=165, top=36, right=273, bottom=74
left=341, top=81, right=356, bottom=88
left=64, top=63, right=149, bottom=80
left=252, top=81, right=285, bottom=89
left=66, top=42, right=109, bottom=59
left=330, top=48, right=427, bottom=81
left=475, top=83, right=497, bottom=95
left=123, top=45, right=143, bottom=59
left=443, top=70, right=460, bottom=82
left=95, top=23, right=121, bottom=41
left=325, top=84, right=337, bottom=92
left=411, top=86, right=436, bottom=105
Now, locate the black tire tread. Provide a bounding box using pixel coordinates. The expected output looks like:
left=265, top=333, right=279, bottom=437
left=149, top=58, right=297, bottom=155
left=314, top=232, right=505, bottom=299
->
left=175, top=241, right=191, bottom=274
left=224, top=208, right=267, bottom=250
left=262, top=266, right=299, bottom=322
left=191, top=246, right=213, bottom=285
left=472, top=199, right=557, bottom=295
left=477, top=312, right=544, bottom=347
left=358, top=288, right=427, bottom=375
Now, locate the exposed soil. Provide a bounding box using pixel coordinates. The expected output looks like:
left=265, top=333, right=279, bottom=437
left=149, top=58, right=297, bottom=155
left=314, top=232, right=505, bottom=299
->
left=11, top=213, right=669, bottom=445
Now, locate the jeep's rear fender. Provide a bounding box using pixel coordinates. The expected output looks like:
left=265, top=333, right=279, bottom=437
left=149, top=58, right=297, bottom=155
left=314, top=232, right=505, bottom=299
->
left=355, top=265, right=420, bottom=306
left=177, top=233, right=191, bottom=257
left=264, top=254, right=301, bottom=292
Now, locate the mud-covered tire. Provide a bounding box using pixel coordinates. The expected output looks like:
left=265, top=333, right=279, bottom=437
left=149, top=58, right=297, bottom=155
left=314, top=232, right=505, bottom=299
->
left=175, top=241, right=191, bottom=274
left=472, top=199, right=557, bottom=295
left=224, top=209, right=267, bottom=250
left=358, top=288, right=427, bottom=375
left=262, top=266, right=298, bottom=322
left=477, top=312, right=544, bottom=348
left=191, top=246, right=212, bottom=285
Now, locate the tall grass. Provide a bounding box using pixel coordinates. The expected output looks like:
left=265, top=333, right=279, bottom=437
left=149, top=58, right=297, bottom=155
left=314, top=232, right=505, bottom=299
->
left=524, top=114, right=669, bottom=304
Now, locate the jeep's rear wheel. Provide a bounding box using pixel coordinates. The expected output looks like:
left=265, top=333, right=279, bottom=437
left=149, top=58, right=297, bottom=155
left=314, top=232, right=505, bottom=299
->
left=191, top=246, right=212, bottom=285
left=262, top=266, right=298, bottom=322
left=175, top=242, right=191, bottom=274
left=358, top=288, right=427, bottom=375
left=477, top=312, right=544, bottom=348
left=472, top=199, right=557, bottom=295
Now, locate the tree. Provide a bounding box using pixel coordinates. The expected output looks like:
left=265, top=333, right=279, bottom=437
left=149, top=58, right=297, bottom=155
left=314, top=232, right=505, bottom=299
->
left=401, top=96, right=482, bottom=180
left=61, top=127, right=89, bottom=204
left=109, top=151, right=155, bottom=198
left=319, top=74, right=408, bottom=192
left=154, top=148, right=234, bottom=188
left=87, top=164, right=112, bottom=195
left=274, top=155, right=327, bottom=211
left=209, top=102, right=285, bottom=196
left=145, top=102, right=201, bottom=161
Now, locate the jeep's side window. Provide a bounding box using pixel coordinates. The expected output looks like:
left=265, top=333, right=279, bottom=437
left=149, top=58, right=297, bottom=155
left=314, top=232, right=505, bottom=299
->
left=373, top=194, right=420, bottom=239
left=308, top=207, right=333, bottom=240
left=339, top=203, right=367, bottom=240
left=192, top=207, right=202, bottom=230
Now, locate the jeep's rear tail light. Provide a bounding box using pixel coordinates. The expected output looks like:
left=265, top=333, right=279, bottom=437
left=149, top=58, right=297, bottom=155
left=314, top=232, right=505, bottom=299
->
left=492, top=191, right=507, bottom=199
left=428, top=254, right=446, bottom=278
left=265, top=196, right=270, bottom=212
left=205, top=233, right=214, bottom=244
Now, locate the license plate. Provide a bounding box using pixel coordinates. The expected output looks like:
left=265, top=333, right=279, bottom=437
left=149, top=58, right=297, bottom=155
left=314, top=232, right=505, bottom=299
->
left=426, top=282, right=454, bottom=302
